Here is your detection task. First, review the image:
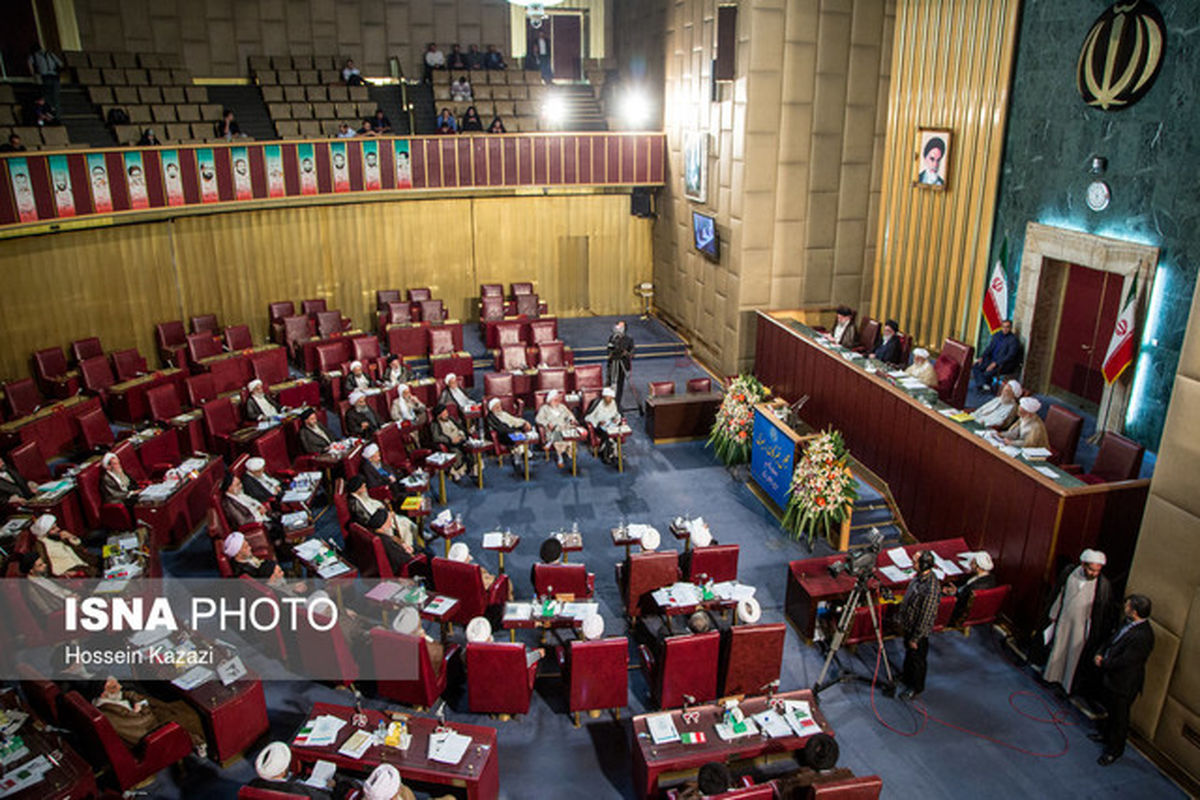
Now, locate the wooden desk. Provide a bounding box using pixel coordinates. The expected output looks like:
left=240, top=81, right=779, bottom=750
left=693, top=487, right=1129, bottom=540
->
left=632, top=689, right=833, bottom=800
left=0, top=395, right=101, bottom=460
left=134, top=454, right=225, bottom=548
left=645, top=392, right=723, bottom=442
left=290, top=701, right=499, bottom=800
left=754, top=312, right=1150, bottom=631
left=0, top=689, right=97, bottom=800
left=107, top=368, right=185, bottom=423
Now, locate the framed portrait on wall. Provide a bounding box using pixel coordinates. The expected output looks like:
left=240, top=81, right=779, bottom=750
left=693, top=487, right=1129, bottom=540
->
left=914, top=128, right=951, bottom=190
left=683, top=130, right=707, bottom=202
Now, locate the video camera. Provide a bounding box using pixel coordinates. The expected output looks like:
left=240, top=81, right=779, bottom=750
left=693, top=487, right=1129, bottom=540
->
left=828, top=528, right=884, bottom=580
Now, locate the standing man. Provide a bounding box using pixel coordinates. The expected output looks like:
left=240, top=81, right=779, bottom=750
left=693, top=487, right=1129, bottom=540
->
left=1041, top=549, right=1114, bottom=696
left=898, top=550, right=941, bottom=700
left=28, top=43, right=63, bottom=115
left=972, top=319, right=1022, bottom=392
left=1091, top=594, right=1155, bottom=766
left=534, top=31, right=553, bottom=83
left=606, top=320, right=635, bottom=411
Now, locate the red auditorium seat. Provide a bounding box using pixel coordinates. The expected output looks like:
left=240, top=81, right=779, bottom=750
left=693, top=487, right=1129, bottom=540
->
left=250, top=427, right=295, bottom=477
left=960, top=585, right=1010, bottom=628
left=294, top=609, right=359, bottom=685
left=500, top=344, right=529, bottom=371
left=720, top=622, right=786, bottom=696
left=686, top=377, right=713, bottom=393
left=301, top=298, right=327, bottom=316
left=17, top=663, right=62, bottom=726
left=480, top=295, right=505, bottom=322
left=111, top=348, right=148, bottom=381
left=480, top=283, right=503, bottom=297
left=376, top=289, right=402, bottom=308
left=562, top=637, right=628, bottom=725
left=619, top=551, right=680, bottom=618
left=282, top=315, right=312, bottom=359
left=511, top=282, right=534, bottom=296
left=33, top=346, right=79, bottom=398
left=59, top=690, right=193, bottom=791
left=640, top=631, right=721, bottom=709
left=532, top=562, right=595, bottom=598
left=316, top=309, right=344, bottom=338
left=77, top=459, right=133, bottom=530
left=934, top=337, right=974, bottom=409
left=574, top=364, right=603, bottom=392
left=268, top=301, right=296, bottom=344
left=687, top=543, right=740, bottom=583
left=529, top=319, right=558, bottom=345
left=191, top=313, right=219, bottom=334
left=408, top=287, right=432, bottom=303
left=201, top=395, right=242, bottom=458
left=537, top=340, right=566, bottom=367
left=1044, top=405, right=1084, bottom=466
left=466, top=642, right=539, bottom=715
left=10, top=440, right=51, bottom=484
left=419, top=299, right=445, bottom=323
left=1076, top=432, right=1145, bottom=483
left=79, top=354, right=116, bottom=399
left=853, top=317, right=880, bottom=354
left=76, top=404, right=117, bottom=450
left=371, top=627, right=458, bottom=708
left=3, top=377, right=41, bottom=418
left=224, top=324, right=254, bottom=350
left=430, top=326, right=455, bottom=356
left=187, top=331, right=222, bottom=363
left=515, top=293, right=540, bottom=318
left=71, top=336, right=104, bottom=364
left=430, top=557, right=510, bottom=625
left=155, top=320, right=189, bottom=367
left=649, top=381, right=675, bottom=397
left=185, top=372, right=218, bottom=407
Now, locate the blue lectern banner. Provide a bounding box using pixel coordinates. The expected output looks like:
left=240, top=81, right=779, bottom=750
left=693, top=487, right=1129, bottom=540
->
left=751, top=408, right=795, bottom=509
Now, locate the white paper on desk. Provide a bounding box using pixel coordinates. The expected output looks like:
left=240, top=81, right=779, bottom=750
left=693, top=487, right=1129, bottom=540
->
left=1035, top=466, right=1061, bottom=479
left=171, top=665, right=215, bottom=691
left=0, top=754, right=52, bottom=796
left=936, top=557, right=963, bottom=576
left=178, top=457, right=208, bottom=473
left=94, top=577, right=131, bottom=594
left=504, top=602, right=532, bottom=622
left=886, top=548, right=913, bottom=569
left=305, top=760, right=337, bottom=789
left=752, top=710, right=794, bottom=739
left=297, top=715, right=346, bottom=747
left=1022, top=447, right=1052, bottom=460
left=0, top=518, right=28, bottom=537
left=938, top=408, right=961, bottom=417
left=293, top=539, right=324, bottom=560
left=879, top=565, right=910, bottom=583
left=482, top=532, right=504, bottom=548
left=715, top=717, right=760, bottom=741
left=1000, top=445, right=1021, bottom=457
left=887, top=370, right=908, bottom=379
left=365, top=582, right=403, bottom=603
left=282, top=511, right=309, bottom=529
left=561, top=602, right=598, bottom=619
left=427, top=730, right=472, bottom=765
left=317, top=561, right=351, bottom=579
left=626, top=523, right=657, bottom=541
left=424, top=595, right=458, bottom=616
left=645, top=712, right=680, bottom=745
left=338, top=729, right=374, bottom=760
left=433, top=509, right=453, bottom=526
left=281, top=489, right=310, bottom=504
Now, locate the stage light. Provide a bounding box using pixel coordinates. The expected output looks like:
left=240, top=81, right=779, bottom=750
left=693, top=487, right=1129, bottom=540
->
left=542, top=94, right=567, bottom=125
left=619, top=89, right=652, bottom=129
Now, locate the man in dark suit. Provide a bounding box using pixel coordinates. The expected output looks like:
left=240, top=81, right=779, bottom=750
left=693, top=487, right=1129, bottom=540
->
left=1091, top=594, right=1155, bottom=766
left=299, top=408, right=336, bottom=454
left=605, top=320, right=636, bottom=409
left=345, top=391, right=381, bottom=437
left=0, top=457, right=32, bottom=515
left=871, top=319, right=903, bottom=366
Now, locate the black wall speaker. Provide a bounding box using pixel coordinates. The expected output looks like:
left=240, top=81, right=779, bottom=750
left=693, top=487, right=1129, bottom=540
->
left=631, top=187, right=655, bottom=218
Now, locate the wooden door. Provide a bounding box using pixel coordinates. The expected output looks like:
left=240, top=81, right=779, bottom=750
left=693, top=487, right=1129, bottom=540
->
left=551, top=15, right=582, bottom=81
left=1050, top=263, right=1123, bottom=405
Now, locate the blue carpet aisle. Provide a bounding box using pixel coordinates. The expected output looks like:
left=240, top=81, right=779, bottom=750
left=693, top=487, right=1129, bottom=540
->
left=145, top=316, right=1178, bottom=798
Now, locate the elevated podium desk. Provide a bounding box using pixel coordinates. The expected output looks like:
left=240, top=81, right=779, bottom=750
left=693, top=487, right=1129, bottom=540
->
left=754, top=312, right=1149, bottom=632
left=645, top=391, right=723, bottom=442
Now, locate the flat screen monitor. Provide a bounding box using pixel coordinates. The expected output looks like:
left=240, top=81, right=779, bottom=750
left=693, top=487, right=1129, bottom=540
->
left=692, top=211, right=719, bottom=261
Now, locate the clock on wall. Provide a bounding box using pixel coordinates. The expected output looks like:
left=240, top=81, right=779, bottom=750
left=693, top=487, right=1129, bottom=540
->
left=1086, top=179, right=1112, bottom=212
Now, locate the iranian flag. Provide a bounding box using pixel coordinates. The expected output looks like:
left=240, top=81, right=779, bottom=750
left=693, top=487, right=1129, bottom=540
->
left=1101, top=281, right=1138, bottom=384
left=981, top=258, right=1008, bottom=333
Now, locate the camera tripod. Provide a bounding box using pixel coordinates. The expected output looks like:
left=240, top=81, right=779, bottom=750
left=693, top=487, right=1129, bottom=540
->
left=813, top=570, right=895, bottom=697
left=609, top=355, right=643, bottom=417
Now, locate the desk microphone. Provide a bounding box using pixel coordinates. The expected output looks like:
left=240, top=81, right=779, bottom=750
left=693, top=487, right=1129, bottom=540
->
left=759, top=679, right=780, bottom=700
left=433, top=699, right=447, bottom=726
left=682, top=694, right=696, bottom=712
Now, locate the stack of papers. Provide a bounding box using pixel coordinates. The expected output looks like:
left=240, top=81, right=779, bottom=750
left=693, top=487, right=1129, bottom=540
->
left=295, top=715, right=347, bottom=747
left=427, top=730, right=472, bottom=764
left=561, top=602, right=599, bottom=619
left=1034, top=465, right=1062, bottom=479
left=626, top=523, right=657, bottom=541
left=365, top=582, right=404, bottom=603
left=752, top=709, right=796, bottom=738
left=504, top=602, right=532, bottom=622
left=293, top=539, right=327, bottom=561
left=337, top=729, right=374, bottom=759
left=282, top=511, right=309, bottom=529
left=433, top=509, right=453, bottom=526
left=879, top=566, right=910, bottom=583
left=0, top=754, right=52, bottom=796
left=652, top=582, right=702, bottom=608
left=317, top=561, right=351, bottom=579
left=0, top=519, right=28, bottom=537
left=281, top=488, right=312, bottom=504
left=35, top=479, right=73, bottom=496
left=645, top=713, right=680, bottom=745
left=304, top=760, right=337, bottom=789
left=710, top=581, right=756, bottom=602
left=426, top=451, right=457, bottom=466
left=423, top=595, right=458, bottom=616
left=782, top=699, right=822, bottom=736
left=482, top=531, right=505, bottom=548
left=138, top=482, right=176, bottom=501
left=714, top=716, right=759, bottom=741
left=171, top=665, right=215, bottom=690
left=178, top=457, right=208, bottom=473
left=886, top=548, right=913, bottom=568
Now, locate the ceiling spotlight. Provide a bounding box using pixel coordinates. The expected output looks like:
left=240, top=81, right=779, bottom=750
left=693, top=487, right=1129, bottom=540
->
left=542, top=94, right=567, bottom=124
left=619, top=89, right=652, bottom=129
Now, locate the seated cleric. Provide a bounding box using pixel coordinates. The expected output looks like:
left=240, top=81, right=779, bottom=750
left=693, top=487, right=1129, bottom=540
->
left=941, top=551, right=996, bottom=627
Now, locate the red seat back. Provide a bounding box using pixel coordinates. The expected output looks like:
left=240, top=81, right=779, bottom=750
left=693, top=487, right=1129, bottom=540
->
left=10, top=440, right=51, bottom=484
left=480, top=283, right=503, bottom=297
left=156, top=320, right=187, bottom=349
left=344, top=521, right=390, bottom=578
left=408, top=287, right=432, bottom=302
left=1044, top=405, right=1084, bottom=465
left=111, top=348, right=147, bottom=381
left=431, top=557, right=489, bottom=622
left=77, top=405, right=116, bottom=450
left=3, top=377, right=41, bottom=417
left=1088, top=432, right=1145, bottom=482
left=419, top=299, right=445, bottom=323
left=721, top=622, right=786, bottom=696
left=268, top=301, right=295, bottom=321
left=16, top=663, right=61, bottom=725
left=315, top=310, right=342, bottom=338
left=500, top=344, right=528, bottom=371
left=301, top=298, right=327, bottom=316
left=497, top=321, right=525, bottom=346
left=352, top=335, right=381, bottom=362
left=511, top=282, right=534, bottom=296
left=937, top=337, right=974, bottom=409
left=224, top=324, right=254, bottom=350
left=376, top=289, right=402, bottom=308
left=147, top=383, right=183, bottom=421
left=76, top=460, right=105, bottom=528
left=466, top=642, right=537, bottom=714
left=250, top=349, right=289, bottom=386
left=686, top=377, right=712, bottom=394
left=331, top=479, right=350, bottom=530
left=687, top=544, right=739, bottom=583
left=649, top=381, right=675, bottom=397
left=71, top=336, right=104, bottom=363
left=191, top=313, right=219, bottom=334
left=624, top=551, right=680, bottom=617
left=857, top=318, right=880, bottom=351
left=385, top=301, right=411, bottom=325
left=569, top=637, right=628, bottom=714
left=187, top=332, right=222, bottom=362
left=314, top=341, right=346, bottom=374
left=33, top=347, right=69, bottom=381
left=371, top=628, right=451, bottom=707
left=250, top=427, right=292, bottom=474
left=295, top=611, right=359, bottom=683
left=537, top=368, right=568, bottom=393
left=282, top=315, right=311, bottom=348
left=430, top=327, right=454, bottom=355
left=538, top=341, right=565, bottom=367
left=529, top=319, right=557, bottom=344
left=533, top=562, right=594, bottom=598
left=481, top=295, right=505, bottom=321
left=657, top=631, right=720, bottom=708
left=963, top=584, right=1010, bottom=626
left=484, top=372, right=515, bottom=398
left=575, top=364, right=603, bottom=391
left=811, top=775, right=884, bottom=799
left=203, top=396, right=240, bottom=438
left=375, top=424, right=411, bottom=470
left=79, top=355, right=115, bottom=394
left=112, top=439, right=148, bottom=482
left=185, top=372, right=217, bottom=407
left=515, top=293, right=539, bottom=318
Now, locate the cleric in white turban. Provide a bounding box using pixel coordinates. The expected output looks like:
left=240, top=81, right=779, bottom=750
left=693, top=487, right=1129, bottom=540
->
left=1041, top=548, right=1114, bottom=694
left=904, top=347, right=938, bottom=389
left=1001, top=395, right=1049, bottom=448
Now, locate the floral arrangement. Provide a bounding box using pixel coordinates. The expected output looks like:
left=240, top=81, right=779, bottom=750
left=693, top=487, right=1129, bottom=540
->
left=782, top=429, right=858, bottom=547
left=707, top=374, right=769, bottom=465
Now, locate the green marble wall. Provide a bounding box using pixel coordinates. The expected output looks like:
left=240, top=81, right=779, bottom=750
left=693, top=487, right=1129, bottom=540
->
left=992, top=0, right=1199, bottom=451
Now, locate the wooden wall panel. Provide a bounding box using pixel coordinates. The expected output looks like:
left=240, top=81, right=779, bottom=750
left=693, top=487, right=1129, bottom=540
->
left=0, top=194, right=651, bottom=379
left=870, top=0, right=1019, bottom=350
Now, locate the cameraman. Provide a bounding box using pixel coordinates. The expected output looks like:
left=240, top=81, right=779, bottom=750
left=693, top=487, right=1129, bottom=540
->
left=898, top=551, right=941, bottom=700
left=606, top=320, right=635, bottom=409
